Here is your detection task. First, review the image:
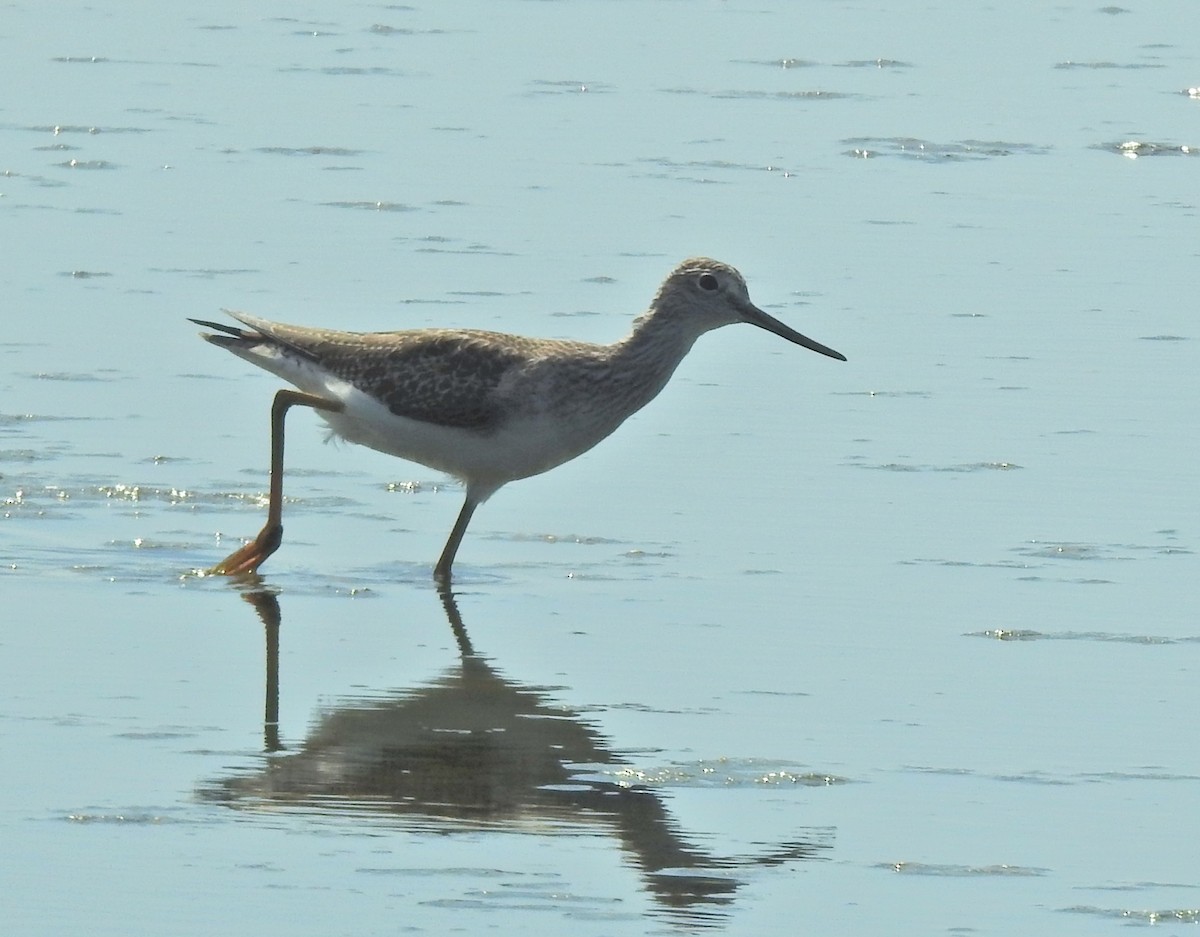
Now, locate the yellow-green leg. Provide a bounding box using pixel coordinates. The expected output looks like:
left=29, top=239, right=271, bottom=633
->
left=210, top=389, right=344, bottom=576
left=434, top=495, right=479, bottom=586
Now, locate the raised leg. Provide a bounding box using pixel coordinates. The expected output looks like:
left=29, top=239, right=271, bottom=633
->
left=210, top=389, right=344, bottom=576
left=434, top=495, right=480, bottom=586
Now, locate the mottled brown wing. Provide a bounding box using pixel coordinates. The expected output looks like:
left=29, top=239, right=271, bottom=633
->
left=242, top=318, right=533, bottom=430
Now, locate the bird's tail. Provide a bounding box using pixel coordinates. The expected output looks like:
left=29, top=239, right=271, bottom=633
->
left=188, top=314, right=266, bottom=350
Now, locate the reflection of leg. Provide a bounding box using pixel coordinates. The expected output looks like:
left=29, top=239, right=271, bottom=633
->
left=239, top=585, right=286, bottom=753
left=436, top=582, right=475, bottom=658
left=210, top=389, right=344, bottom=576
left=434, top=495, right=479, bottom=585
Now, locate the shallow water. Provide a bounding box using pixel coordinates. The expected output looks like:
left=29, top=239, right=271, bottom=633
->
left=4, top=1, right=1200, bottom=934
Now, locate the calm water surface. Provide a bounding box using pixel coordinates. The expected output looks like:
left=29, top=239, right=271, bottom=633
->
left=3, top=1, right=1199, bottom=934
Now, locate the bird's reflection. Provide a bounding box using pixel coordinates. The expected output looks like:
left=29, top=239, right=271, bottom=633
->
left=200, top=581, right=829, bottom=925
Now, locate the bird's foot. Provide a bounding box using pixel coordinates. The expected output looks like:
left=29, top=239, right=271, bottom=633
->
left=209, top=523, right=283, bottom=576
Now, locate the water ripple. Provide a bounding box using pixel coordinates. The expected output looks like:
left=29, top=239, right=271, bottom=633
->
left=859, top=461, right=1020, bottom=473
left=968, top=629, right=1200, bottom=645
left=1054, top=60, right=1165, bottom=70
left=881, top=861, right=1049, bottom=877
left=603, top=759, right=850, bottom=789
left=1061, top=905, right=1200, bottom=925
left=256, top=145, right=364, bottom=156
left=844, top=137, right=1051, bottom=160
left=663, top=87, right=854, bottom=102
left=1096, top=140, right=1198, bottom=159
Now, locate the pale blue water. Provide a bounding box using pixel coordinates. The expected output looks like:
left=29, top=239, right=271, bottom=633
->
left=3, top=1, right=1199, bottom=934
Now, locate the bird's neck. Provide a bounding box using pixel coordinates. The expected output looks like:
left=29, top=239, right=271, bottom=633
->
left=607, top=306, right=704, bottom=407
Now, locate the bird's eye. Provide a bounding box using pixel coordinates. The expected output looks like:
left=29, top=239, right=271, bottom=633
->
left=697, top=273, right=719, bottom=291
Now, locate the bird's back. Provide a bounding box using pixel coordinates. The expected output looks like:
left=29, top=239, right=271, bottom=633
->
left=202, top=312, right=592, bottom=431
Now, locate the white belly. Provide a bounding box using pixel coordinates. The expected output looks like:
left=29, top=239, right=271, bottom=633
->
left=321, top=384, right=610, bottom=502
left=240, top=342, right=656, bottom=502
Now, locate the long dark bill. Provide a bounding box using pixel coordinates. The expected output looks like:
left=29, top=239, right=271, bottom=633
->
left=741, top=303, right=847, bottom=362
